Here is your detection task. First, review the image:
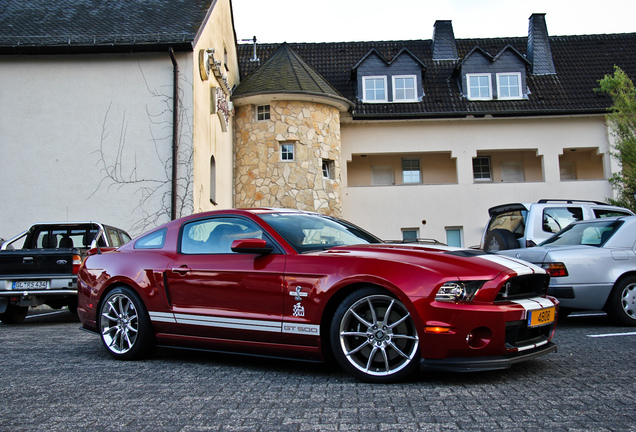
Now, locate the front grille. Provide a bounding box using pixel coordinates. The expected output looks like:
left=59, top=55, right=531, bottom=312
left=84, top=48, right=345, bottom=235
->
left=495, top=274, right=550, bottom=301
left=505, top=320, right=553, bottom=349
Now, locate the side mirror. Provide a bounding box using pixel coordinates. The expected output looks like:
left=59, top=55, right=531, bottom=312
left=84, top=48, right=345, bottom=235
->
left=231, top=238, right=273, bottom=255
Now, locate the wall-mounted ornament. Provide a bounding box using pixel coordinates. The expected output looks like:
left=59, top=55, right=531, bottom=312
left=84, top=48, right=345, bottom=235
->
left=198, top=48, right=214, bottom=81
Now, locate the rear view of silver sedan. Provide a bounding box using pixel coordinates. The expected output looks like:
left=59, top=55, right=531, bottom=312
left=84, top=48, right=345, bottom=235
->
left=497, top=216, right=636, bottom=326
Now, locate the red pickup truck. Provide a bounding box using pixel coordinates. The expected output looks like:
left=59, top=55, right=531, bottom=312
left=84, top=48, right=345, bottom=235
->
left=0, top=222, right=130, bottom=324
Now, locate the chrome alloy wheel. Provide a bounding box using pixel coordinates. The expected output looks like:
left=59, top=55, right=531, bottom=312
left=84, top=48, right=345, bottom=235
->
left=100, top=292, right=139, bottom=355
left=338, top=294, right=419, bottom=377
left=621, top=282, right=636, bottom=319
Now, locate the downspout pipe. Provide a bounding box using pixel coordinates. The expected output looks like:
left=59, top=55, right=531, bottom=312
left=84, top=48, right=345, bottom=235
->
left=169, top=47, right=179, bottom=220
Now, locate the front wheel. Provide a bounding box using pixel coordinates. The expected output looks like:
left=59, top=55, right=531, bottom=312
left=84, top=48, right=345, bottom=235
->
left=607, top=277, right=636, bottom=326
left=330, top=287, right=420, bottom=383
left=99, top=286, right=155, bottom=359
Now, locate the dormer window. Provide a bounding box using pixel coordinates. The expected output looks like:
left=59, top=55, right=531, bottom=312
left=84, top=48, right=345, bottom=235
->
left=496, top=73, right=522, bottom=99
left=467, top=74, right=492, bottom=100
left=363, top=76, right=388, bottom=102
left=393, top=75, right=417, bottom=102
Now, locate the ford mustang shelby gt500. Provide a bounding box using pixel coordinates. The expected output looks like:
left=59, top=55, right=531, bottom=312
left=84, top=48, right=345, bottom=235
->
left=78, top=209, right=558, bottom=382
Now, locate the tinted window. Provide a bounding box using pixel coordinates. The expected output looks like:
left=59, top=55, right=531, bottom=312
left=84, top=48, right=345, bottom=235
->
left=540, top=220, right=623, bottom=247
left=261, top=213, right=381, bottom=253
left=135, top=229, right=167, bottom=249
left=542, top=207, right=583, bottom=233
left=487, top=210, right=526, bottom=237
left=181, top=217, right=269, bottom=254
left=594, top=209, right=632, bottom=218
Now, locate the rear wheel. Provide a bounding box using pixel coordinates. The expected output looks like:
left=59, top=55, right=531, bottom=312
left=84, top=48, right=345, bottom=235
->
left=0, top=305, right=28, bottom=324
left=330, top=287, right=420, bottom=383
left=483, top=229, right=518, bottom=253
left=607, top=277, right=636, bottom=326
left=99, top=286, right=155, bottom=359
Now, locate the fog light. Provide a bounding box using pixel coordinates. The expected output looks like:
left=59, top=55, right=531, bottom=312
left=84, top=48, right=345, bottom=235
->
left=466, top=327, right=492, bottom=349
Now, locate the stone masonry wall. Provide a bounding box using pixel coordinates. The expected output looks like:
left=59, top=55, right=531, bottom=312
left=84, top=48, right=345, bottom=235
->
left=234, top=100, right=342, bottom=216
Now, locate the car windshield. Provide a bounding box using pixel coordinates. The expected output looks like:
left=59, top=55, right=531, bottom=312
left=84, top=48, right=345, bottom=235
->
left=539, top=219, right=623, bottom=247
left=261, top=213, right=382, bottom=253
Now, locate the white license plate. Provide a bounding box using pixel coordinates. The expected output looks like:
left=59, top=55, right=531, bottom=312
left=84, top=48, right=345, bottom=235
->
left=12, top=281, right=48, bottom=289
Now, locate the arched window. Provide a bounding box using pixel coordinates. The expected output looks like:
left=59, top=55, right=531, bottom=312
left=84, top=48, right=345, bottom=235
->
left=210, top=156, right=217, bottom=205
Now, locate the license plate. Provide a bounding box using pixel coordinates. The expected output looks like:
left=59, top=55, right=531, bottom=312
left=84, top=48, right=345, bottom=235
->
left=528, top=306, right=555, bottom=328
left=12, top=281, right=48, bottom=289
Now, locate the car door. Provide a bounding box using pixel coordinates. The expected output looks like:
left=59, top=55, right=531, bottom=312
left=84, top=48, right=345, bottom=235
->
left=164, top=216, right=286, bottom=344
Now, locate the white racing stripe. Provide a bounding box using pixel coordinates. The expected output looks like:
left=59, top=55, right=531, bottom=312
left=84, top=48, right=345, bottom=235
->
left=477, top=254, right=545, bottom=275
left=149, top=311, right=320, bottom=336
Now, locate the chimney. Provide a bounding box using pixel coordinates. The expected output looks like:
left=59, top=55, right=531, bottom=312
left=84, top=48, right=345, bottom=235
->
left=432, top=20, right=458, bottom=61
left=527, top=13, right=556, bottom=75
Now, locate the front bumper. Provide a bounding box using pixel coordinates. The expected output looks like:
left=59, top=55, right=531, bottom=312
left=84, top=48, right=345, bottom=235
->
left=420, top=341, right=557, bottom=372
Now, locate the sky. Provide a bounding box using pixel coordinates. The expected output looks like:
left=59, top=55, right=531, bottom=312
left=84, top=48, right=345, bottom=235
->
left=232, top=0, right=636, bottom=44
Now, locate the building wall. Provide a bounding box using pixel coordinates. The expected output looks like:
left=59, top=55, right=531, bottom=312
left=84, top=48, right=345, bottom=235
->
left=191, top=0, right=240, bottom=213
left=234, top=100, right=343, bottom=216
left=0, top=52, right=192, bottom=238
left=341, top=115, right=615, bottom=246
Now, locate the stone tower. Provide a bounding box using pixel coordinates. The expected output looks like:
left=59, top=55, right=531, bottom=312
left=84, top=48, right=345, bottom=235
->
left=231, top=43, right=353, bottom=216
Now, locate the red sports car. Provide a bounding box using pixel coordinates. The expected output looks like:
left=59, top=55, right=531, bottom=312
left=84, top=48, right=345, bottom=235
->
left=78, top=209, right=558, bottom=382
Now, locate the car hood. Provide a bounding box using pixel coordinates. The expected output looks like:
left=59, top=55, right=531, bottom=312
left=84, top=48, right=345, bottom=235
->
left=322, top=243, right=544, bottom=279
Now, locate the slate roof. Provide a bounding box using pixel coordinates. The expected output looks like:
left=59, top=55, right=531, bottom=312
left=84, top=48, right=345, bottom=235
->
left=233, top=43, right=352, bottom=108
left=237, top=33, right=636, bottom=119
left=0, top=0, right=215, bottom=54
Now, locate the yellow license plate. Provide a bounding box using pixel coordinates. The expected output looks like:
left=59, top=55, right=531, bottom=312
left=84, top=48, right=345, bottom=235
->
left=528, top=306, right=555, bottom=328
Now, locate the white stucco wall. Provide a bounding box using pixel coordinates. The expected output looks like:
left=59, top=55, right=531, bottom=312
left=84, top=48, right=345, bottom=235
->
left=0, top=52, right=193, bottom=239
left=341, top=115, right=616, bottom=247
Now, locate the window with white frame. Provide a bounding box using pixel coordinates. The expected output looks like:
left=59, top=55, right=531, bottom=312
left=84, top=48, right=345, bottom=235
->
left=402, top=158, right=421, bottom=183
left=445, top=227, right=463, bottom=247
left=473, top=156, right=492, bottom=182
left=257, top=105, right=270, bottom=121
left=363, top=76, right=388, bottom=102
left=322, top=159, right=335, bottom=179
left=280, top=142, right=294, bottom=161
left=497, top=73, right=522, bottom=99
left=467, top=73, right=492, bottom=100
left=393, top=75, right=417, bottom=102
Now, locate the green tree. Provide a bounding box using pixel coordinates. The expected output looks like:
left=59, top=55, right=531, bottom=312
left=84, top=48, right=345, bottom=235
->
left=598, top=66, right=636, bottom=212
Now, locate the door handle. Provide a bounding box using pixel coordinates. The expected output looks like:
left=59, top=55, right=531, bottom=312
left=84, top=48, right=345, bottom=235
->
left=171, top=266, right=191, bottom=275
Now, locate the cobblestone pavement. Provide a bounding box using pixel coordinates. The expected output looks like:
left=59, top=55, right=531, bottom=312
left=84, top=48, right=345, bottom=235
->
left=1, top=308, right=635, bottom=432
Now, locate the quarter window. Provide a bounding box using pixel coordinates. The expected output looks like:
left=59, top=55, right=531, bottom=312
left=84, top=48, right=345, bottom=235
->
left=473, top=156, right=492, bottom=182
left=497, top=73, right=522, bottom=99
left=402, top=159, right=421, bottom=183
left=393, top=75, right=417, bottom=102
left=135, top=229, right=167, bottom=249
left=363, top=76, right=388, bottom=102
left=467, top=74, right=492, bottom=100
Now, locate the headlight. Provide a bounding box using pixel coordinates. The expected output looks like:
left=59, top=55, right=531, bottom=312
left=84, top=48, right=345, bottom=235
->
left=435, top=281, right=484, bottom=302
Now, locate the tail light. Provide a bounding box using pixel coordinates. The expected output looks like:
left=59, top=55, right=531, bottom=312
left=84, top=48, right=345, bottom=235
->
left=72, top=254, right=82, bottom=275
left=542, top=262, right=568, bottom=277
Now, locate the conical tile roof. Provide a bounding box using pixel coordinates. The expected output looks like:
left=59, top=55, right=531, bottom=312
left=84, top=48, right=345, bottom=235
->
left=233, top=43, right=353, bottom=110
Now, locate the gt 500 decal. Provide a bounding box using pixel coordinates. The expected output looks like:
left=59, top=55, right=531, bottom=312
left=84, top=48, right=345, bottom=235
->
left=283, top=324, right=320, bottom=335
left=149, top=311, right=320, bottom=336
